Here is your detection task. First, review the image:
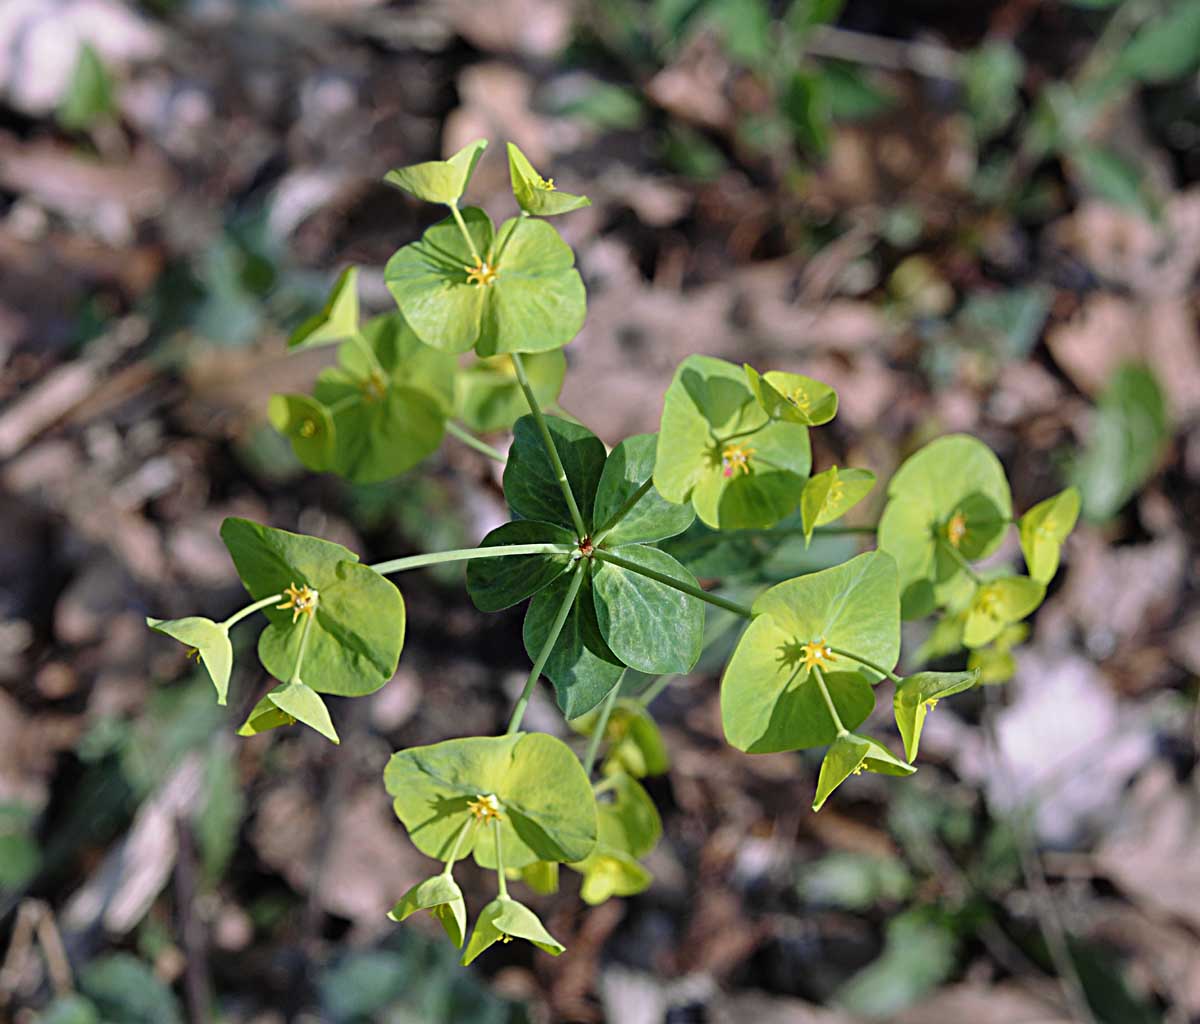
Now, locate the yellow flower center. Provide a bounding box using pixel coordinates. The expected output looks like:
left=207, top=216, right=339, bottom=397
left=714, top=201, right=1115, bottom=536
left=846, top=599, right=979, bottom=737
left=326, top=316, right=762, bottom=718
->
left=800, top=639, right=836, bottom=671
left=468, top=793, right=503, bottom=823
left=277, top=582, right=318, bottom=623
left=299, top=419, right=317, bottom=438
left=360, top=371, right=387, bottom=403
left=721, top=443, right=754, bottom=478
left=926, top=697, right=939, bottom=710
left=465, top=258, right=499, bottom=286
left=946, top=513, right=968, bottom=548
left=536, top=176, right=556, bottom=191
left=974, top=586, right=1003, bottom=619
left=789, top=387, right=811, bottom=412
left=850, top=762, right=866, bottom=776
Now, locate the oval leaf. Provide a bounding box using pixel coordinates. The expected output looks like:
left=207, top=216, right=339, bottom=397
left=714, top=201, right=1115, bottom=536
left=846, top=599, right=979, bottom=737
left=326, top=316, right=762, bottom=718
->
left=466, top=520, right=577, bottom=612
left=800, top=466, right=876, bottom=544
left=504, top=414, right=607, bottom=533
left=269, top=393, right=336, bottom=471
left=593, top=433, right=695, bottom=545
left=1018, top=486, right=1080, bottom=584
left=592, top=545, right=705, bottom=674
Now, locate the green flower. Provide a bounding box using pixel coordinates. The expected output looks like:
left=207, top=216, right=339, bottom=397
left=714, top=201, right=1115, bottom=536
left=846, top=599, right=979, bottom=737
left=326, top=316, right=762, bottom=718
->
left=813, top=733, right=915, bottom=811
left=461, top=896, right=564, bottom=965
left=146, top=616, right=232, bottom=705
left=892, top=669, right=979, bottom=762
left=389, top=874, right=468, bottom=948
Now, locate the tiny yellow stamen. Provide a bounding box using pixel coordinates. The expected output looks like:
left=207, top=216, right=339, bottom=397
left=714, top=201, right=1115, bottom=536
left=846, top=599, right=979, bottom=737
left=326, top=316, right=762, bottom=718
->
left=926, top=697, right=939, bottom=710
left=465, top=258, right=499, bottom=286
left=360, top=371, right=387, bottom=403
left=946, top=512, right=968, bottom=548
left=187, top=647, right=202, bottom=662
left=299, top=419, right=317, bottom=438
left=537, top=176, right=556, bottom=191
left=800, top=639, right=836, bottom=671
left=721, top=443, right=754, bottom=478
left=499, top=933, right=514, bottom=943
left=277, top=582, right=318, bottom=624
left=789, top=388, right=811, bottom=412
left=850, top=762, right=866, bottom=776
left=468, top=793, right=503, bottom=823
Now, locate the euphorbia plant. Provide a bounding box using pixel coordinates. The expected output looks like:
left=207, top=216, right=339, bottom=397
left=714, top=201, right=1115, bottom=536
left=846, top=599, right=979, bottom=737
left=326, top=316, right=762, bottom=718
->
left=146, top=140, right=1079, bottom=963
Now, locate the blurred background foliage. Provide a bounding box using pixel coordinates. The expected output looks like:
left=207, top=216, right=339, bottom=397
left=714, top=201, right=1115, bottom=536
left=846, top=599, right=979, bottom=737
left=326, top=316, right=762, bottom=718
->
left=0, top=0, right=1197, bottom=1021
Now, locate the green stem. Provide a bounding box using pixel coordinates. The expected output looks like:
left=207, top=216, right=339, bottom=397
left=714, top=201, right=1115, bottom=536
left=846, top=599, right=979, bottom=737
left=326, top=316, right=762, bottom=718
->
left=637, top=672, right=675, bottom=708
left=715, top=419, right=771, bottom=446
left=288, top=608, right=318, bottom=685
left=582, top=673, right=625, bottom=776
left=349, top=330, right=387, bottom=379
left=221, top=593, right=283, bottom=630
left=591, top=548, right=753, bottom=618
left=491, top=216, right=520, bottom=265
left=591, top=479, right=654, bottom=546
left=510, top=352, right=588, bottom=540
left=326, top=394, right=360, bottom=416
left=441, top=818, right=474, bottom=876
left=369, top=544, right=574, bottom=577
left=827, top=645, right=903, bottom=684
left=812, top=664, right=848, bottom=736
left=447, top=201, right=482, bottom=264
left=506, top=567, right=585, bottom=735
left=938, top=536, right=984, bottom=584
left=591, top=776, right=619, bottom=797
left=813, top=525, right=878, bottom=536
left=445, top=421, right=506, bottom=462
left=492, top=818, right=508, bottom=898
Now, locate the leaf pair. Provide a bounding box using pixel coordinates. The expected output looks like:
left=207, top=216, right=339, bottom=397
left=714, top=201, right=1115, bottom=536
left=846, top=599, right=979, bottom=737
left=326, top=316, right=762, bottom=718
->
left=390, top=874, right=564, bottom=964
left=570, top=773, right=662, bottom=905
left=468, top=421, right=702, bottom=718
left=385, top=138, right=589, bottom=218
left=655, top=355, right=821, bottom=530
left=721, top=551, right=900, bottom=754
left=276, top=269, right=455, bottom=483
left=384, top=732, right=597, bottom=869
left=384, top=207, right=585, bottom=357
left=218, top=519, right=405, bottom=742
left=877, top=434, right=1013, bottom=618
left=813, top=733, right=915, bottom=812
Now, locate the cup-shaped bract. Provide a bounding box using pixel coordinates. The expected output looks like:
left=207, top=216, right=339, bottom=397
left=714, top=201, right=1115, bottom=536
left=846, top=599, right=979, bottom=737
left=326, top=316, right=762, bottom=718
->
left=384, top=733, right=598, bottom=870
left=288, top=266, right=360, bottom=350
left=461, top=895, right=565, bottom=965
left=389, top=874, right=468, bottom=948
left=220, top=518, right=406, bottom=698
left=384, top=138, right=488, bottom=205
left=238, top=679, right=339, bottom=744
left=721, top=551, right=899, bottom=754
left=878, top=434, right=1013, bottom=619
left=962, top=576, right=1045, bottom=648
left=146, top=616, right=233, bottom=705
left=655, top=355, right=812, bottom=530
left=507, top=142, right=591, bottom=217
left=800, top=465, right=877, bottom=545
left=813, top=733, right=915, bottom=811
left=893, top=669, right=980, bottom=762
left=1018, top=486, right=1080, bottom=584
left=385, top=208, right=586, bottom=356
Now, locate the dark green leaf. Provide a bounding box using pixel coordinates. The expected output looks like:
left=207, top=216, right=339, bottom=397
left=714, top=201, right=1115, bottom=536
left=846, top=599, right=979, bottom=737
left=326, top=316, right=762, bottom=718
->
left=504, top=414, right=607, bottom=532
left=593, top=433, right=695, bottom=545
left=466, top=520, right=576, bottom=612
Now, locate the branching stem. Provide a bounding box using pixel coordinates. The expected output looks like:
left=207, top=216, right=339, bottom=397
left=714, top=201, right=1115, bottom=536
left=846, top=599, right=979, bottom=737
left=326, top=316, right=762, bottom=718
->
left=445, top=421, right=506, bottom=462
left=591, top=548, right=753, bottom=618
left=582, top=673, right=625, bottom=776
left=506, top=567, right=585, bottom=735
left=447, top=201, right=482, bottom=264
left=442, top=817, right=474, bottom=876
left=826, top=645, right=903, bottom=684
left=510, top=352, right=588, bottom=539
left=221, top=594, right=283, bottom=630
left=591, top=479, right=654, bottom=546
left=812, top=664, right=847, bottom=736
left=369, top=544, right=573, bottom=577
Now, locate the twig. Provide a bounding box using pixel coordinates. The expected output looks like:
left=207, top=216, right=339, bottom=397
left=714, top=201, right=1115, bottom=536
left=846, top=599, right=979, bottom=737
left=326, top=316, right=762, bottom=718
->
left=981, top=686, right=1097, bottom=1024
left=173, top=818, right=210, bottom=1024
left=804, top=25, right=962, bottom=80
